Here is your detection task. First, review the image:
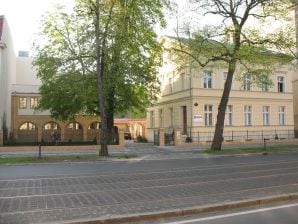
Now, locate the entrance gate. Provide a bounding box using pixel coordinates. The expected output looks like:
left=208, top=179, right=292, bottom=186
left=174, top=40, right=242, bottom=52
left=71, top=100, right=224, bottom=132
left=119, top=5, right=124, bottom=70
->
left=164, top=130, right=174, bottom=146
left=153, top=130, right=160, bottom=146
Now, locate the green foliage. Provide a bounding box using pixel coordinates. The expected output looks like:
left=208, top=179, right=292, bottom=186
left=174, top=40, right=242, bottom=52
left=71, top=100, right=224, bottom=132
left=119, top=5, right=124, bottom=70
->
left=173, top=0, right=296, bottom=150
left=174, top=0, right=295, bottom=83
left=33, top=0, right=169, bottom=121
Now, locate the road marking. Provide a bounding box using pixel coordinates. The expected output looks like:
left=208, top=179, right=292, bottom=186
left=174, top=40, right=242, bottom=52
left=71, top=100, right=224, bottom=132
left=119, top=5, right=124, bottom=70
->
left=166, top=203, right=298, bottom=224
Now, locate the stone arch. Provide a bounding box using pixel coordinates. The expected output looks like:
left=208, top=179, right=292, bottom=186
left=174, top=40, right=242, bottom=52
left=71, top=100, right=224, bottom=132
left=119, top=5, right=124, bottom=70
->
left=42, top=122, right=61, bottom=142
left=64, top=122, right=83, bottom=142
left=129, top=122, right=145, bottom=139
left=18, top=122, right=38, bottom=142
left=87, top=122, right=101, bottom=141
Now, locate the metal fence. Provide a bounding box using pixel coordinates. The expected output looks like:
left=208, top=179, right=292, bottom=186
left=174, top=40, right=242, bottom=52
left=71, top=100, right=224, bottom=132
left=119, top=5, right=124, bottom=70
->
left=8, top=129, right=118, bottom=145
left=182, top=129, right=295, bottom=143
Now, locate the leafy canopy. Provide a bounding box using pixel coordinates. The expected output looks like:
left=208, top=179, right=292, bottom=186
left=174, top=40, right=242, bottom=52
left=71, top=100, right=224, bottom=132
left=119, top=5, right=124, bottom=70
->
left=33, top=0, right=169, bottom=120
left=173, top=0, right=295, bottom=86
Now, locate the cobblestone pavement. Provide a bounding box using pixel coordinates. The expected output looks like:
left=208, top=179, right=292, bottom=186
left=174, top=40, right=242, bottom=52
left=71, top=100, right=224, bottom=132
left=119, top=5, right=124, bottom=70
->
left=1, top=152, right=298, bottom=223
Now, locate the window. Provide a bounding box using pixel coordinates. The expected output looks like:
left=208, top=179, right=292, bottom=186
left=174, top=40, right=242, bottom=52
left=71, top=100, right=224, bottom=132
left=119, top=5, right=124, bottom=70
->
left=203, top=71, right=212, bottom=88
left=243, top=74, right=252, bottom=91
left=169, top=108, right=173, bottom=127
left=261, top=83, right=269, bottom=92
left=159, top=109, right=163, bottom=127
left=169, top=77, right=173, bottom=93
left=263, top=106, right=270, bottom=126
left=204, top=105, right=213, bottom=126
left=225, top=105, right=233, bottom=126
left=182, top=106, right=187, bottom=134
left=44, top=122, right=60, bottom=130
left=88, top=122, right=101, bottom=129
left=67, top=122, right=82, bottom=130
left=278, top=106, right=285, bottom=126
left=244, top=106, right=252, bottom=126
left=277, top=76, right=285, bottom=93
left=181, top=73, right=185, bottom=91
left=223, top=72, right=227, bottom=88
left=30, top=97, right=38, bottom=109
left=150, top=111, right=155, bottom=128
left=19, top=97, right=27, bottom=109
left=19, top=122, right=36, bottom=130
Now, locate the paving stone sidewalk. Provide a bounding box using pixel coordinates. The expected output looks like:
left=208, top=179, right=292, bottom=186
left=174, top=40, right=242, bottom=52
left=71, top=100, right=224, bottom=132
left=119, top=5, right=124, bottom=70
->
left=1, top=139, right=298, bottom=160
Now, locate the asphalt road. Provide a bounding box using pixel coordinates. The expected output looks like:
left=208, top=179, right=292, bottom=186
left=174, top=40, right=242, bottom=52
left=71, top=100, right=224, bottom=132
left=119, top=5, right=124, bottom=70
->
left=1, top=152, right=298, bottom=223
left=1, top=151, right=298, bottom=179
left=161, top=203, right=298, bottom=224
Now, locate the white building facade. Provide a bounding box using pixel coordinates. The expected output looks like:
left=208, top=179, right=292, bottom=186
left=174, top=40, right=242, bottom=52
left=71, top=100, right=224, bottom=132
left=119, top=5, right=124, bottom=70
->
left=0, top=16, right=16, bottom=142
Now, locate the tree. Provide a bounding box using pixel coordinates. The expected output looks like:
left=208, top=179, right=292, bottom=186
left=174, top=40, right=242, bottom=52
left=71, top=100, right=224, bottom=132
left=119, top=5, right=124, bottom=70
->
left=173, top=0, right=295, bottom=150
left=33, top=0, right=168, bottom=156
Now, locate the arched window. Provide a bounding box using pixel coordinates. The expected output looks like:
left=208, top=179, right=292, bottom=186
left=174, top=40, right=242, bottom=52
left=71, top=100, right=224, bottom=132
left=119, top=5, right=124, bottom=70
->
left=19, top=122, right=37, bottom=130
left=43, top=122, right=60, bottom=130
left=67, top=122, right=82, bottom=130
left=88, top=122, right=101, bottom=129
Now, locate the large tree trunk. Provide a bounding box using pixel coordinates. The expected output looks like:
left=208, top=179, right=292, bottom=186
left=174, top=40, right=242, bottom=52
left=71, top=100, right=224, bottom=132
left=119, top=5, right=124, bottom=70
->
left=211, top=60, right=236, bottom=150
left=94, top=0, right=109, bottom=156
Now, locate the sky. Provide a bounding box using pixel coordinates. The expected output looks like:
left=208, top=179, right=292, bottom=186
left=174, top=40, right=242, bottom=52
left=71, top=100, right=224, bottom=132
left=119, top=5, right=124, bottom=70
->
left=0, top=0, right=293, bottom=54
left=0, top=0, right=74, bottom=53
left=0, top=0, right=196, bottom=54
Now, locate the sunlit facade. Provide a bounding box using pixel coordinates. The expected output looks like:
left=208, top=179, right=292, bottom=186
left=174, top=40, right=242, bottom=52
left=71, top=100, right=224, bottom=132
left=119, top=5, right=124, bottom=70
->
left=146, top=37, right=296, bottom=142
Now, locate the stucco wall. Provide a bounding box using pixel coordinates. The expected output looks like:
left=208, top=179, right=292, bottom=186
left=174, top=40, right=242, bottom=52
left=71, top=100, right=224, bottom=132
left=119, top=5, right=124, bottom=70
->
left=16, top=57, right=41, bottom=85
left=0, top=16, right=16, bottom=136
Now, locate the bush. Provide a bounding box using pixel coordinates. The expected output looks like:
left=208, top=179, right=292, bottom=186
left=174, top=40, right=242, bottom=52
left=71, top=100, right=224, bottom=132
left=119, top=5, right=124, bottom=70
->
left=186, top=137, right=192, bottom=143
left=136, top=136, right=148, bottom=143
left=4, top=140, right=97, bottom=146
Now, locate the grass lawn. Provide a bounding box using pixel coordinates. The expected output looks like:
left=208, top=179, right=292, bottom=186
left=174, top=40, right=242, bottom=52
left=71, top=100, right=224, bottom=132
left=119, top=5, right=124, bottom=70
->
left=0, top=153, right=138, bottom=164
left=202, top=145, right=298, bottom=155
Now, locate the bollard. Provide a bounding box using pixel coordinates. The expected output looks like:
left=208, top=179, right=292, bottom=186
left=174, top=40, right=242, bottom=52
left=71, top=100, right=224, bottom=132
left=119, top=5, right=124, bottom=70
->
left=38, top=144, right=41, bottom=158
left=263, top=138, right=269, bottom=155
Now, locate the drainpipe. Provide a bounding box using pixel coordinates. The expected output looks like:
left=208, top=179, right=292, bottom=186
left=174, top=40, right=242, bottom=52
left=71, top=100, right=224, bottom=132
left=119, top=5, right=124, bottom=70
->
left=189, top=65, right=193, bottom=139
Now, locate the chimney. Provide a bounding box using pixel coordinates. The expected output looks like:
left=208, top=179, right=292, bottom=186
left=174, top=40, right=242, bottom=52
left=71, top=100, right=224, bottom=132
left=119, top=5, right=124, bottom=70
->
left=18, top=51, right=29, bottom=57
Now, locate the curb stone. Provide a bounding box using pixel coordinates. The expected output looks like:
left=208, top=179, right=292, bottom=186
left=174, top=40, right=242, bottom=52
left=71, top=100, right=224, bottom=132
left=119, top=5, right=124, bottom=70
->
left=57, top=193, right=298, bottom=224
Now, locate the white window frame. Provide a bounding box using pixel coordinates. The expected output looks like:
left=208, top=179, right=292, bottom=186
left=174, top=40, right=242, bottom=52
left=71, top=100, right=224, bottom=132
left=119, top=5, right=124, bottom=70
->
left=243, top=74, right=252, bottom=91
left=19, top=97, right=27, bottom=109
left=278, top=106, right=285, bottom=126
left=277, top=76, right=285, bottom=93
left=244, top=105, right=252, bottom=126
left=169, top=77, right=173, bottom=93
left=261, top=83, right=269, bottom=92
left=30, top=97, right=38, bottom=109
left=203, top=71, right=213, bottom=89
left=169, top=107, right=174, bottom=127
left=263, top=106, right=270, bottom=126
left=150, top=111, right=155, bottom=128
left=204, top=105, right=213, bottom=126
left=181, top=73, right=185, bottom=91
left=225, top=105, right=233, bottom=126
left=159, top=109, right=163, bottom=128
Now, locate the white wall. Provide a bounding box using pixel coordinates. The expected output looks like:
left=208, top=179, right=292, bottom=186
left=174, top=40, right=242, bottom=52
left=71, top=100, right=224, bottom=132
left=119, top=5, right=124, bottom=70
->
left=16, top=57, right=41, bottom=85
left=0, top=16, right=16, bottom=135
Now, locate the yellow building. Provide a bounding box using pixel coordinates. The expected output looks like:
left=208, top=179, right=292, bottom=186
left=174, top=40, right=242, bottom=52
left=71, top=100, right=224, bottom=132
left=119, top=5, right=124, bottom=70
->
left=294, top=4, right=298, bottom=137
left=146, top=37, right=296, bottom=143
